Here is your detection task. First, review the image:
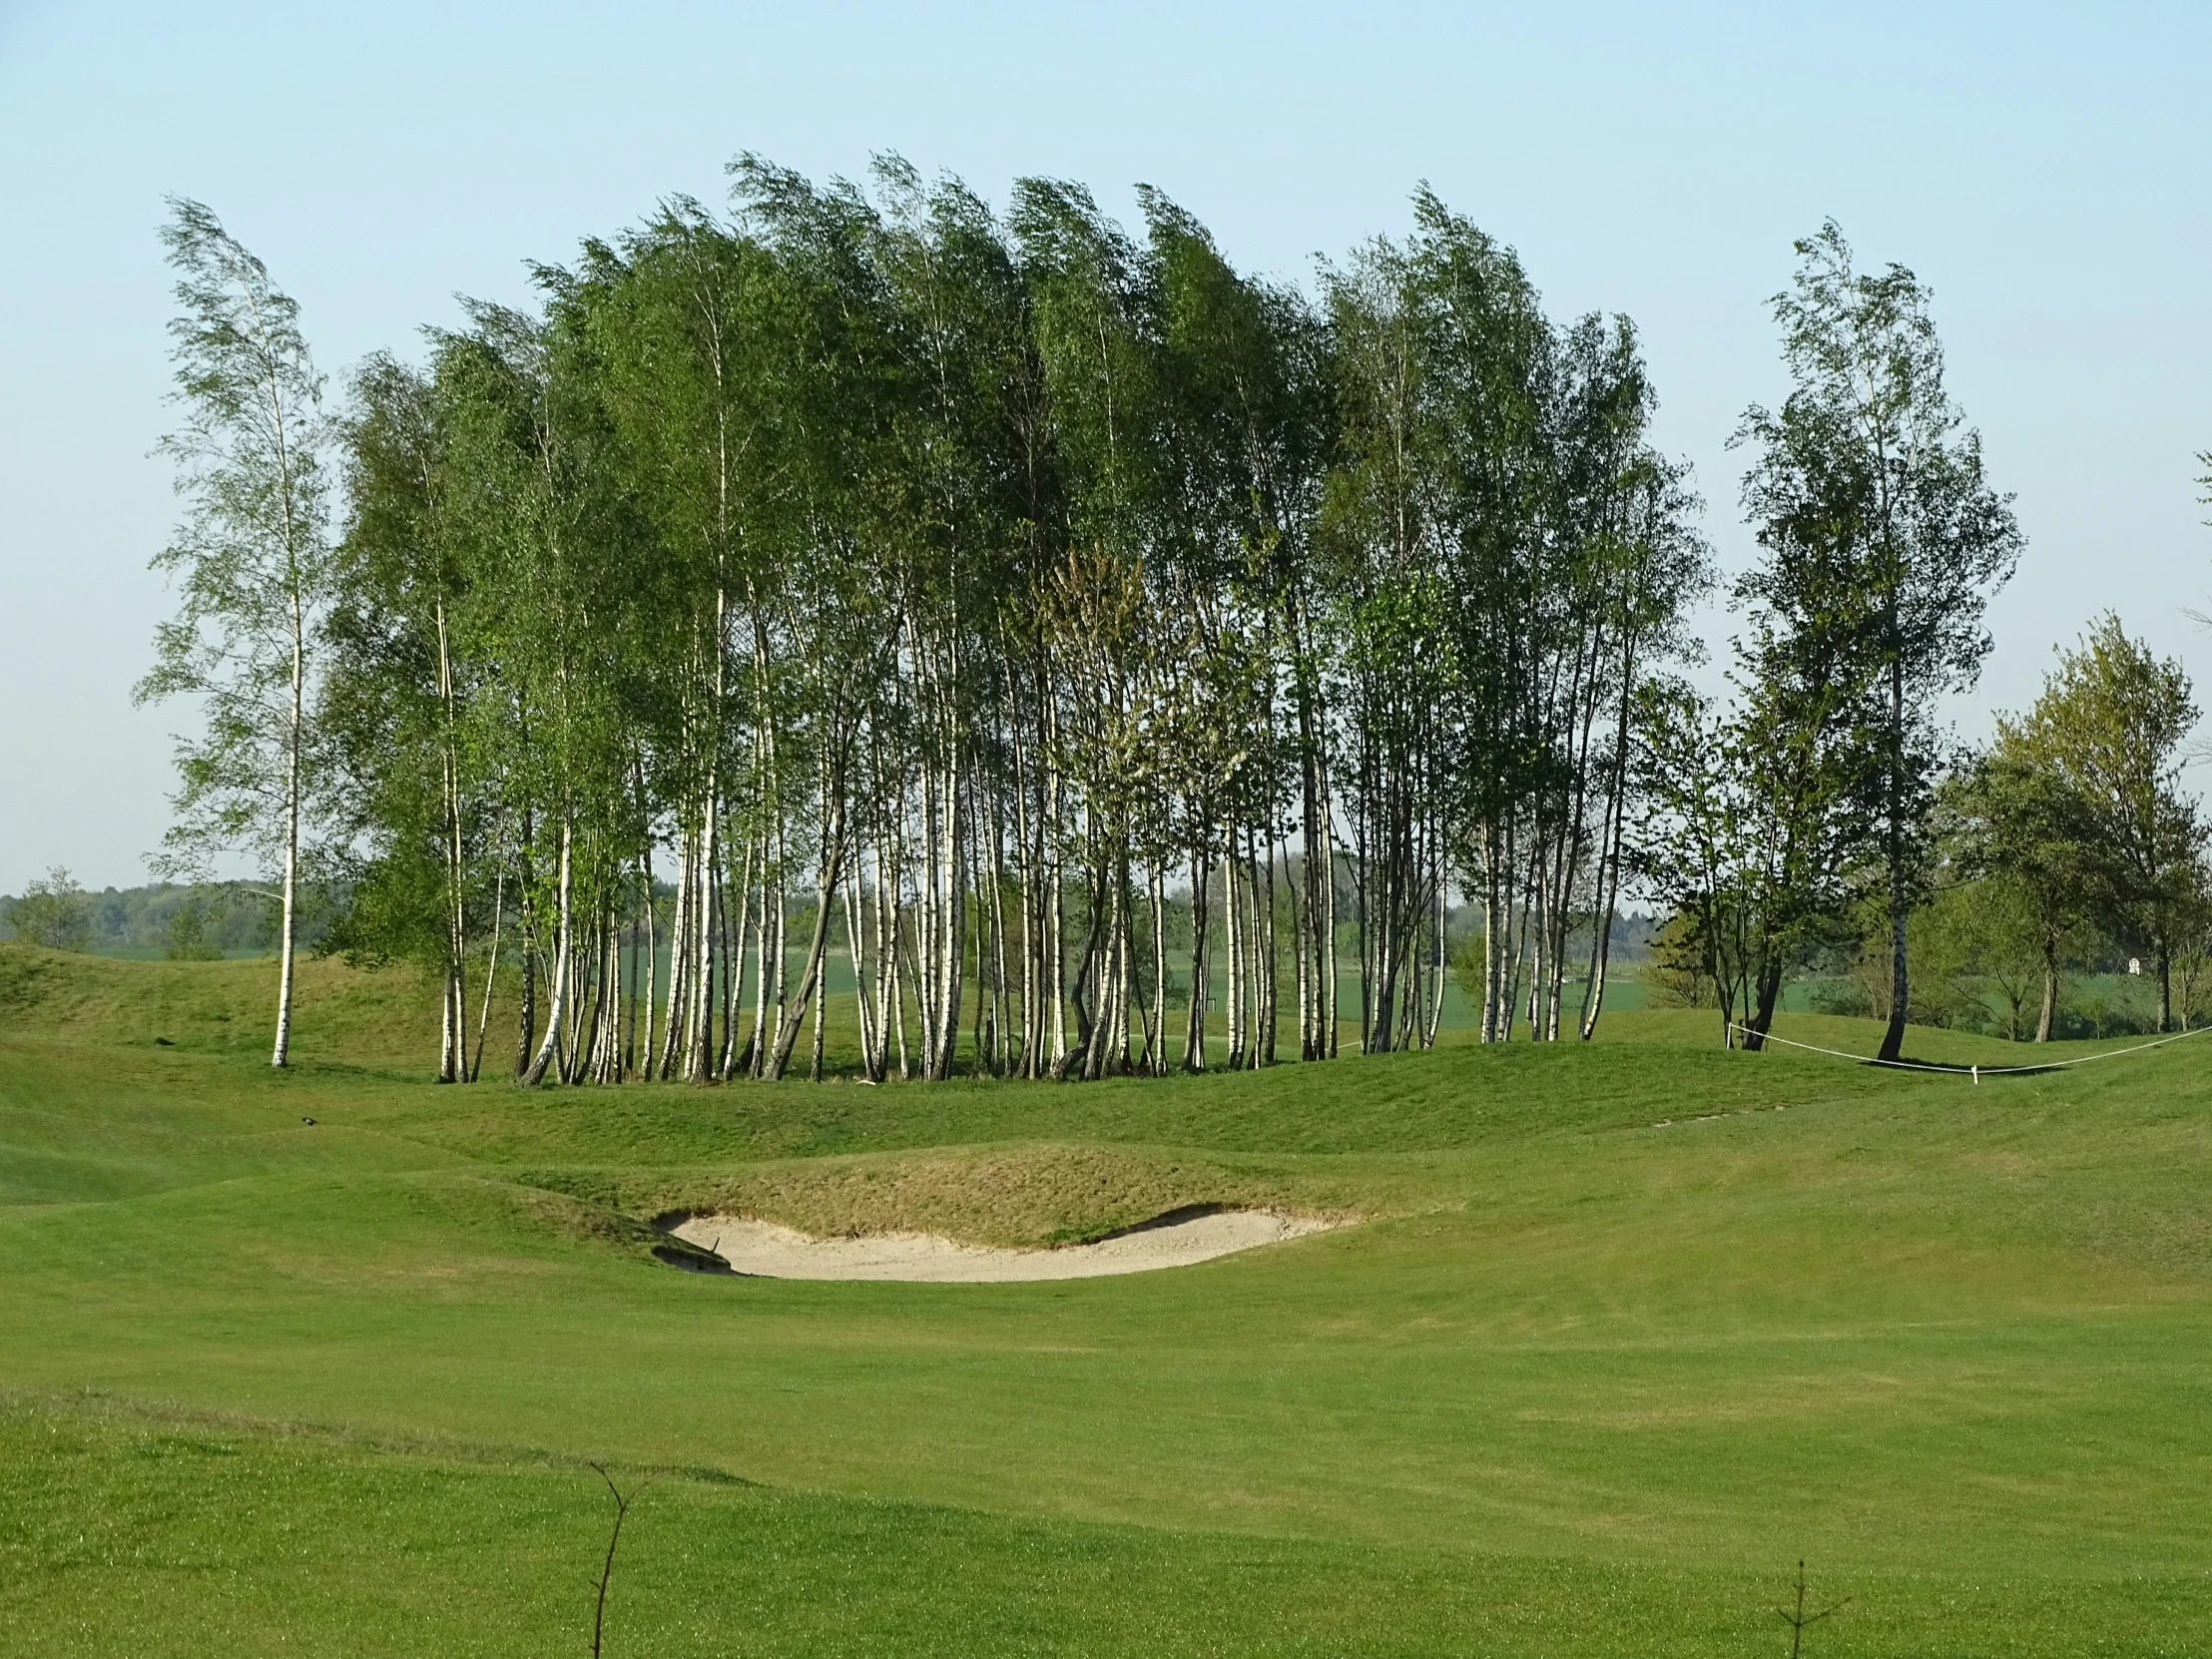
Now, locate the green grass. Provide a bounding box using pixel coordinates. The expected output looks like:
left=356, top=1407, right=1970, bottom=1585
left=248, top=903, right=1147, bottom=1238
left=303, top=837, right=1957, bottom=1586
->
left=1, top=942, right=2208, bottom=1654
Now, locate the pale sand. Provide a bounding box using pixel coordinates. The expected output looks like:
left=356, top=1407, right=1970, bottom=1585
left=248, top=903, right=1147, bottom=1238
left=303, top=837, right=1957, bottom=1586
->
left=661, top=1207, right=1336, bottom=1282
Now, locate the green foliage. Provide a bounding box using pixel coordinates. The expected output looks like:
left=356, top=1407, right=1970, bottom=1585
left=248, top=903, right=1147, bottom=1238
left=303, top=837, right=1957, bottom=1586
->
left=1734, top=222, right=2022, bottom=1060
left=1447, top=929, right=1487, bottom=1005
left=0, top=880, right=279, bottom=958
left=1814, top=885, right=1984, bottom=1030
left=5, top=866, right=93, bottom=951
left=135, top=199, right=340, bottom=1066
left=1637, top=911, right=1718, bottom=1008
left=1935, top=872, right=2055, bottom=1040
left=1944, top=614, right=2208, bottom=1035
left=136, top=200, right=332, bottom=880
left=2003, top=615, right=2203, bottom=1019
left=162, top=895, right=226, bottom=960
left=1628, top=681, right=1852, bottom=1043
left=282, top=162, right=1721, bottom=1086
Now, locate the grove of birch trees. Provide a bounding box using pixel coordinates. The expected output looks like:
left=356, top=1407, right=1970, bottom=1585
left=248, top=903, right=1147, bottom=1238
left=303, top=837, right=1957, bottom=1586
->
left=151, top=161, right=1709, bottom=1079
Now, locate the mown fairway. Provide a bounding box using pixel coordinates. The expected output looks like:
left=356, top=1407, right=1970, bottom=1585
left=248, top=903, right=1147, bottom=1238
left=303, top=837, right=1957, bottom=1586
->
left=1, top=945, right=2208, bottom=1655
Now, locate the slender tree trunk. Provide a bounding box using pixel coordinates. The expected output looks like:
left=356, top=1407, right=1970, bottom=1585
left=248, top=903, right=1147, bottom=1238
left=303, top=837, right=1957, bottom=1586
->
left=1148, top=864, right=1168, bottom=1075
left=638, top=848, right=658, bottom=1080
left=439, top=965, right=460, bottom=1085
left=515, top=817, right=538, bottom=1078
left=769, top=825, right=843, bottom=1081
left=591, top=910, right=622, bottom=1083
left=657, top=836, right=690, bottom=1080
left=1010, top=718, right=1037, bottom=1078
left=1048, top=852, right=1066, bottom=1076
left=2036, top=928, right=2057, bottom=1042
left=1424, top=852, right=1444, bottom=1050
left=516, top=945, right=536, bottom=1078
left=715, top=826, right=741, bottom=1078
left=1113, top=866, right=1133, bottom=1074
left=843, top=847, right=877, bottom=1080
left=1245, top=832, right=1264, bottom=1066
left=933, top=757, right=965, bottom=1081
left=433, top=599, right=466, bottom=1084
left=1225, top=844, right=1244, bottom=1069
left=1881, top=864, right=1910, bottom=1060
left=1745, top=964, right=1785, bottom=1048
left=1184, top=851, right=1210, bottom=1071
left=1289, top=842, right=1310, bottom=1063
left=623, top=899, right=639, bottom=1081
left=1260, top=836, right=1279, bottom=1065
left=1320, top=818, right=1338, bottom=1058
left=746, top=826, right=772, bottom=1076
left=689, top=805, right=721, bottom=1082
left=970, top=834, right=990, bottom=1074
left=472, top=858, right=504, bottom=1083
left=1579, top=669, right=1634, bottom=1041
left=890, top=923, right=911, bottom=1079
left=272, top=607, right=303, bottom=1070
left=1479, top=822, right=1502, bottom=1044
left=1878, top=652, right=1910, bottom=1063
left=719, top=830, right=750, bottom=1078
left=522, top=824, right=573, bottom=1086
left=1353, top=796, right=1374, bottom=1053
left=1288, top=591, right=1330, bottom=1063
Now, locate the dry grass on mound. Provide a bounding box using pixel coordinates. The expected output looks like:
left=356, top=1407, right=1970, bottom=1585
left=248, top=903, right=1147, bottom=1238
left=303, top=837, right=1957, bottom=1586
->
left=0, top=942, right=443, bottom=1067
left=519, top=1143, right=1359, bottom=1252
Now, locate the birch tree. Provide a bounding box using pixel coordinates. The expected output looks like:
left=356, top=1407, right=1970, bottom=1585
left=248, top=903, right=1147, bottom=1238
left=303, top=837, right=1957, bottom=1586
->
left=308, top=160, right=1720, bottom=1083
left=137, top=199, right=331, bottom=1068
left=1995, top=616, right=2203, bottom=1031
left=1013, top=179, right=1163, bottom=1078
left=323, top=351, right=487, bottom=1081
left=1737, top=223, right=2020, bottom=1062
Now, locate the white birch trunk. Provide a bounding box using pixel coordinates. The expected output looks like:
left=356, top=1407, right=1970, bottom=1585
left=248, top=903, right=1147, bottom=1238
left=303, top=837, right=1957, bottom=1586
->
left=521, top=823, right=573, bottom=1086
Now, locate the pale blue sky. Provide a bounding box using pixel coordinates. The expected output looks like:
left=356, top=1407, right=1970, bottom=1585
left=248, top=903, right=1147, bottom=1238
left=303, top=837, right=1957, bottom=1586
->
left=2, top=0, right=2207, bottom=885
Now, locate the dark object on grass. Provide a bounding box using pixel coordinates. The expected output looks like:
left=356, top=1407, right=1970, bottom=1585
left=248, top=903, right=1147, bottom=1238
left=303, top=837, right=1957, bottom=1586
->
left=1776, top=1559, right=1852, bottom=1657
left=154, top=1037, right=175, bottom=1046
left=588, top=1462, right=656, bottom=1658
left=300, top=1116, right=315, bottom=1126
left=651, top=1242, right=732, bottom=1274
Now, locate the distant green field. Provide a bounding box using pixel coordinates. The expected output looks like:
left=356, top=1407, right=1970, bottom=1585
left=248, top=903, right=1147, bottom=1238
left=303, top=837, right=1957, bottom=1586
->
left=1, top=942, right=2207, bottom=1655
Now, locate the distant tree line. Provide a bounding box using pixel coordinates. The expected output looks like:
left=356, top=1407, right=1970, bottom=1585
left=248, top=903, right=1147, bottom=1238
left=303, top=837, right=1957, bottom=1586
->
left=0, top=871, right=283, bottom=958
left=130, top=171, right=2205, bottom=1075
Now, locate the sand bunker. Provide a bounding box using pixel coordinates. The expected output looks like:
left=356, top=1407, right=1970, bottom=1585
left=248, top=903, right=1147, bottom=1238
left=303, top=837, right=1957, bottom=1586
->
left=660, top=1206, right=1335, bottom=1282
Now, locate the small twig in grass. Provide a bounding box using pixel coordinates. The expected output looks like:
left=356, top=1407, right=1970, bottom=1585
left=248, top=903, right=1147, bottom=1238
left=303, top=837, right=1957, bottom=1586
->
left=1776, top=1559, right=1852, bottom=1658
left=588, top=1462, right=657, bottom=1658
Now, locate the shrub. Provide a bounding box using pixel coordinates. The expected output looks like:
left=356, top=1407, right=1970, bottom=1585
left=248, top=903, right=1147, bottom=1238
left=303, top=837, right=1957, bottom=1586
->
left=1638, top=913, right=1718, bottom=1008
left=6, top=867, right=93, bottom=952
left=165, top=898, right=227, bottom=960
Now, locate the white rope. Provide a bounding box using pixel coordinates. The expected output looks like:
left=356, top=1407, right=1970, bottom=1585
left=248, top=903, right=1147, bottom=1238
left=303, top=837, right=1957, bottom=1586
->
left=1725, top=1020, right=2212, bottom=1077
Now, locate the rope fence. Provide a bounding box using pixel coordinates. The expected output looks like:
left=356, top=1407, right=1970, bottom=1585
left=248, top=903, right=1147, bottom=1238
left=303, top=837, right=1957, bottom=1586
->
left=1723, top=1020, right=2212, bottom=1080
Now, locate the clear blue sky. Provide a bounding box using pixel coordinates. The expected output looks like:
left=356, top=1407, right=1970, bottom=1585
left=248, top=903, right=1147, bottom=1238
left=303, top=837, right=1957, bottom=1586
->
left=2, top=0, right=2207, bottom=887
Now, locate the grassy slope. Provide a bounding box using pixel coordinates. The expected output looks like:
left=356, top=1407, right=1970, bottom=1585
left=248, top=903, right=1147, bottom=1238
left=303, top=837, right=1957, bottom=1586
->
left=1, top=942, right=2208, bottom=1654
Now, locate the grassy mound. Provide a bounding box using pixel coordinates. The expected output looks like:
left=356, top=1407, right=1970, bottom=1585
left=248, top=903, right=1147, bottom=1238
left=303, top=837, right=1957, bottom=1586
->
left=0, top=942, right=442, bottom=1065
left=522, top=1142, right=1348, bottom=1250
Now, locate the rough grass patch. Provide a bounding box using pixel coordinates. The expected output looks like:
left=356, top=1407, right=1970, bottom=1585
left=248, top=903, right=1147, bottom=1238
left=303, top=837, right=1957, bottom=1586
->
left=515, top=1143, right=1353, bottom=1251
